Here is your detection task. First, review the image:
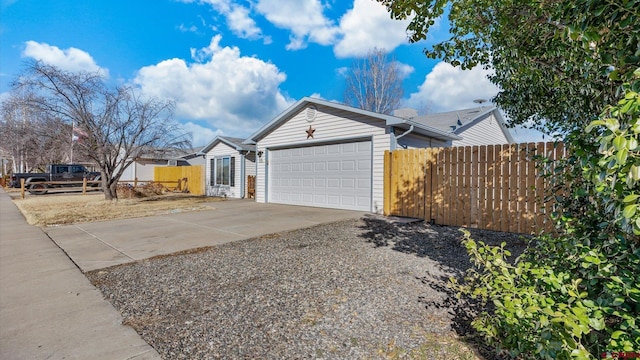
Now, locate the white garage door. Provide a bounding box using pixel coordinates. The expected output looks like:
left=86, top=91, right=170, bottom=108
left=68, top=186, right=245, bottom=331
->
left=269, top=140, right=372, bottom=211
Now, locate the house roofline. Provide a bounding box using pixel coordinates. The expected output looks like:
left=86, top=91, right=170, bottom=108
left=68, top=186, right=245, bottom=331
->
left=243, top=96, right=461, bottom=144
left=492, top=109, right=516, bottom=144
left=386, top=118, right=463, bottom=141
left=452, top=107, right=514, bottom=144
left=198, top=136, right=253, bottom=155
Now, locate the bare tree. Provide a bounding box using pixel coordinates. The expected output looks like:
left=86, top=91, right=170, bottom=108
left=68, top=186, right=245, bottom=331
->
left=1, top=92, right=73, bottom=172
left=343, top=48, right=404, bottom=115
left=13, top=61, right=191, bottom=200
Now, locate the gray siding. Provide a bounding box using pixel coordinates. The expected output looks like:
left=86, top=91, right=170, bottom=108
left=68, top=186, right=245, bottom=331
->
left=245, top=152, right=256, bottom=178
left=453, top=113, right=510, bottom=146
left=397, top=132, right=451, bottom=149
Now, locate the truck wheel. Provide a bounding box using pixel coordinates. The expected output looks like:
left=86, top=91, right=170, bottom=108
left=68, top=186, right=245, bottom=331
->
left=29, top=183, right=49, bottom=195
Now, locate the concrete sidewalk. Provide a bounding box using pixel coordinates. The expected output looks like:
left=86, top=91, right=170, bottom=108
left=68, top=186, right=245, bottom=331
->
left=0, top=189, right=160, bottom=360
left=45, top=199, right=364, bottom=272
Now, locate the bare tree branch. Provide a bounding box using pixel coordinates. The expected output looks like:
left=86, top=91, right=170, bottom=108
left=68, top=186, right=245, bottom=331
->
left=343, top=48, right=404, bottom=115
left=11, top=61, right=191, bottom=200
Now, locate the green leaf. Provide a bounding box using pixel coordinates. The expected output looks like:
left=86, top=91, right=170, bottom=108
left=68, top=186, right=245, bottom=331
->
left=611, top=330, right=626, bottom=339
left=623, top=204, right=637, bottom=219
left=605, top=118, right=621, bottom=132
left=616, top=148, right=629, bottom=164
left=613, top=135, right=627, bottom=150
left=589, top=317, right=605, bottom=330
left=623, top=194, right=640, bottom=203
left=586, top=120, right=607, bottom=132
left=571, top=348, right=591, bottom=359
left=612, top=297, right=625, bottom=306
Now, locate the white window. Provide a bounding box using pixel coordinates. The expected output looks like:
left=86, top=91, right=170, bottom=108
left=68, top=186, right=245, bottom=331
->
left=210, top=157, right=235, bottom=186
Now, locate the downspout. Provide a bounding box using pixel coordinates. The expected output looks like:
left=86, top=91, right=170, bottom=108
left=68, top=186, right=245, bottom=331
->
left=391, top=124, right=415, bottom=150
left=254, top=145, right=258, bottom=202
left=240, top=152, right=246, bottom=199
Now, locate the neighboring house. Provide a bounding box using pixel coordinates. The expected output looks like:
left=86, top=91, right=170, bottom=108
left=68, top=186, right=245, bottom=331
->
left=242, top=97, right=462, bottom=212
left=199, top=136, right=256, bottom=198
left=179, top=149, right=206, bottom=168
left=393, top=106, right=515, bottom=146
left=120, top=148, right=203, bottom=182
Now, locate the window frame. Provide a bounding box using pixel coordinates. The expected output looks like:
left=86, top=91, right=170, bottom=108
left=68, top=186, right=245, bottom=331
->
left=210, top=156, right=235, bottom=187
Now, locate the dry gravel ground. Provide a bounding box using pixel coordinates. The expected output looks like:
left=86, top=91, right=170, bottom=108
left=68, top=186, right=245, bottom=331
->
left=87, top=215, right=527, bottom=360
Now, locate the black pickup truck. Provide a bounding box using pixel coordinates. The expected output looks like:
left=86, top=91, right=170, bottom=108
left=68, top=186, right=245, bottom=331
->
left=9, top=164, right=101, bottom=194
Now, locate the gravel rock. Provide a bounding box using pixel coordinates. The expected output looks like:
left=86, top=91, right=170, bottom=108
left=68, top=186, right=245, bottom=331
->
left=87, top=216, right=527, bottom=359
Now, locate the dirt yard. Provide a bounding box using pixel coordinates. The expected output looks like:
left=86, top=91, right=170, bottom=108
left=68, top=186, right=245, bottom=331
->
left=10, top=191, right=216, bottom=226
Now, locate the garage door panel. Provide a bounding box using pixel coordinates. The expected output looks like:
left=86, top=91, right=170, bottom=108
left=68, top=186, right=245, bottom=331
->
left=358, top=159, right=371, bottom=170
left=269, top=140, right=371, bottom=211
left=357, top=197, right=370, bottom=207
left=327, top=195, right=340, bottom=205
left=342, top=143, right=355, bottom=152
left=327, top=161, right=340, bottom=171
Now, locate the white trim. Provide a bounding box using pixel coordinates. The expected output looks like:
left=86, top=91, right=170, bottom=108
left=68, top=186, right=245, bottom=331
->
left=265, top=135, right=373, bottom=151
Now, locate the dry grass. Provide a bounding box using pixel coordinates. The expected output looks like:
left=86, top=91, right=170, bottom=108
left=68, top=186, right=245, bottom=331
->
left=379, top=331, right=482, bottom=360
left=13, top=193, right=216, bottom=227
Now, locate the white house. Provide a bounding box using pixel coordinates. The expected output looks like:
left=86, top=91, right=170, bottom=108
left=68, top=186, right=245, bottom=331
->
left=119, top=148, right=205, bottom=183
left=242, top=97, right=464, bottom=212
left=199, top=136, right=256, bottom=198
left=393, top=106, right=515, bottom=146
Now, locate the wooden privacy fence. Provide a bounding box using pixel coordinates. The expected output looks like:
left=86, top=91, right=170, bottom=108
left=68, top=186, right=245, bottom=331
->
left=155, top=165, right=205, bottom=195
left=384, top=142, right=566, bottom=234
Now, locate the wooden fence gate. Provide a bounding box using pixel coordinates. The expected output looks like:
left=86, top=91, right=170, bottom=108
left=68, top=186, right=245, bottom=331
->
left=154, top=165, right=205, bottom=195
left=383, top=142, right=566, bottom=234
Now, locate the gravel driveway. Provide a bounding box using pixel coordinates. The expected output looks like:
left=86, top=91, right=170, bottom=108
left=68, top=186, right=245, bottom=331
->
left=87, top=215, right=525, bottom=359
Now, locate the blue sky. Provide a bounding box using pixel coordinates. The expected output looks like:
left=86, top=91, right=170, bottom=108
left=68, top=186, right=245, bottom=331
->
left=1, top=0, right=544, bottom=146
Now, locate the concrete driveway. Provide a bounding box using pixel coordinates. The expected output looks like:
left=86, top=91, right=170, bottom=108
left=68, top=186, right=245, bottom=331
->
left=45, top=199, right=364, bottom=272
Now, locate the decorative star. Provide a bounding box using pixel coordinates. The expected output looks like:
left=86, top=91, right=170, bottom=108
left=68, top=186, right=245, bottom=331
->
left=306, top=125, right=315, bottom=139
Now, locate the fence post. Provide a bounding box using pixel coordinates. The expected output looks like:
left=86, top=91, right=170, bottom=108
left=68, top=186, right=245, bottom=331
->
left=20, top=178, right=25, bottom=199
left=82, top=178, right=87, bottom=195
left=383, top=151, right=390, bottom=215
left=134, top=177, right=138, bottom=188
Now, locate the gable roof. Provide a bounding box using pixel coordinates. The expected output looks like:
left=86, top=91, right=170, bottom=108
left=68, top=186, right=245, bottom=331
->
left=398, top=106, right=515, bottom=144
left=198, top=136, right=253, bottom=154
left=243, top=97, right=462, bottom=144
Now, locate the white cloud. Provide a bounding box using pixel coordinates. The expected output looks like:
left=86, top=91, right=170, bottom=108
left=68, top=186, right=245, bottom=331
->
left=185, top=0, right=411, bottom=57
left=21, top=41, right=108, bottom=76
left=182, top=121, right=224, bottom=147
left=186, top=0, right=266, bottom=42
left=256, top=0, right=339, bottom=50
left=335, top=66, right=348, bottom=77
left=405, top=62, right=499, bottom=112
left=134, top=35, right=292, bottom=136
left=395, top=61, right=414, bottom=78
left=333, top=0, right=411, bottom=58
left=226, top=5, right=262, bottom=39
left=178, top=24, right=199, bottom=33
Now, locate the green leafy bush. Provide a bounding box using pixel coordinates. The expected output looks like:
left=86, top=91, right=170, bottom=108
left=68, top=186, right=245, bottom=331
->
left=456, top=72, right=640, bottom=359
